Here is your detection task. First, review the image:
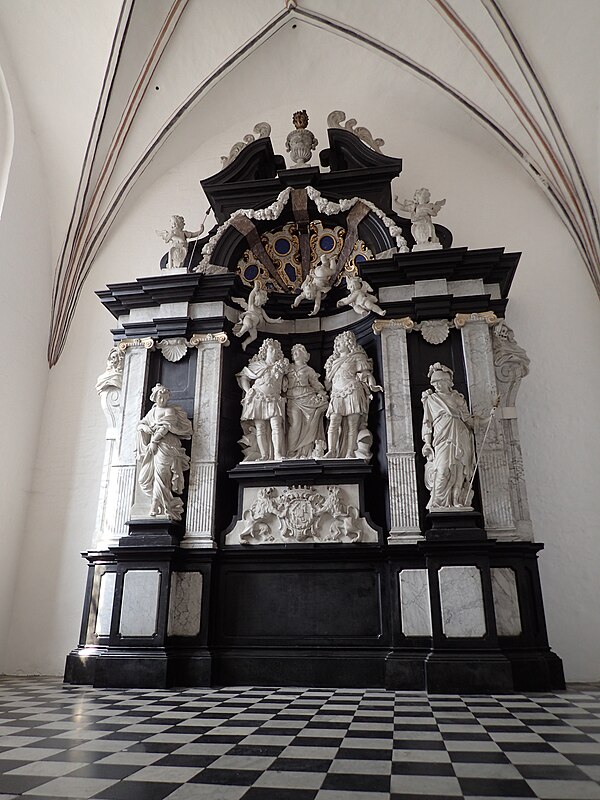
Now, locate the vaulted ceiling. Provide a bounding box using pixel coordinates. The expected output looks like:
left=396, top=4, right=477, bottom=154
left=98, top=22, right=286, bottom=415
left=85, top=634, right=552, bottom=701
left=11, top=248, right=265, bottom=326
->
left=0, top=0, right=598, bottom=364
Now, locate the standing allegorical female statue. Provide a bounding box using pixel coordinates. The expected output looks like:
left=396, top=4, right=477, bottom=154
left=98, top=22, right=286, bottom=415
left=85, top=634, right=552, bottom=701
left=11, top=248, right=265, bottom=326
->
left=286, top=344, right=329, bottom=459
left=137, top=384, right=193, bottom=520
left=324, top=331, right=383, bottom=459
left=237, top=338, right=289, bottom=461
left=156, top=215, right=205, bottom=269
left=421, top=363, right=475, bottom=510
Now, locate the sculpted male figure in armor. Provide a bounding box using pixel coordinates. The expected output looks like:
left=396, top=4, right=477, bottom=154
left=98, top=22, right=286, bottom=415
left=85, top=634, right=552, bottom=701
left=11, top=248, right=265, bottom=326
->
left=237, top=338, right=289, bottom=461
left=324, top=331, right=383, bottom=459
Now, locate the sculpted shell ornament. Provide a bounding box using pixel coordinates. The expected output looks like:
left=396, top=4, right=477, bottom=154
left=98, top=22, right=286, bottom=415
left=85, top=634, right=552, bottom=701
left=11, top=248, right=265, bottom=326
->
left=157, top=338, right=188, bottom=362
left=418, top=319, right=451, bottom=344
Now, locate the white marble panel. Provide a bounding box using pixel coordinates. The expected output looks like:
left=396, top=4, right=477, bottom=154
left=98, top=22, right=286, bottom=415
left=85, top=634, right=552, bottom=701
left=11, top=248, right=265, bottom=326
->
left=320, top=308, right=358, bottom=331
left=189, top=301, right=226, bottom=319
left=491, top=567, right=522, bottom=636
left=414, top=278, right=448, bottom=296
left=448, top=279, right=484, bottom=296
left=184, top=341, right=223, bottom=547
left=484, top=283, right=502, bottom=300
left=168, top=572, right=203, bottom=637
left=294, top=317, right=321, bottom=333
left=127, top=307, right=156, bottom=323
left=399, top=570, right=432, bottom=636
left=387, top=453, right=421, bottom=540
left=119, top=570, right=161, bottom=637
left=155, top=301, right=189, bottom=318
left=460, top=321, right=516, bottom=536
left=439, top=566, right=486, bottom=638
left=95, top=572, right=116, bottom=636
left=379, top=325, right=421, bottom=537
left=379, top=285, right=414, bottom=302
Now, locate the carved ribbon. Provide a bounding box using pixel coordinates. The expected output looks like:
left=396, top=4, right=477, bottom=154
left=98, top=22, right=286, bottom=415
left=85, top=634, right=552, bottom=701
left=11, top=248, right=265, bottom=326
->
left=231, top=215, right=287, bottom=291
left=336, top=201, right=370, bottom=274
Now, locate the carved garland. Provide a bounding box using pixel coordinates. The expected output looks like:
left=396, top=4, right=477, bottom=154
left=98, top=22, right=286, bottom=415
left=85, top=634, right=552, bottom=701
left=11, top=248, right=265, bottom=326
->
left=194, top=187, right=409, bottom=274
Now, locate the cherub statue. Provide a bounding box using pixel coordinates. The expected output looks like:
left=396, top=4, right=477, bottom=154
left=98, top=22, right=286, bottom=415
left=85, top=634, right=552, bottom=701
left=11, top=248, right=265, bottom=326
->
left=336, top=274, right=386, bottom=317
left=395, top=188, right=446, bottom=250
left=156, top=214, right=205, bottom=269
left=292, top=254, right=338, bottom=316
left=421, top=363, right=475, bottom=510
left=285, top=110, right=318, bottom=167
left=136, top=384, right=193, bottom=520
left=232, top=280, right=282, bottom=350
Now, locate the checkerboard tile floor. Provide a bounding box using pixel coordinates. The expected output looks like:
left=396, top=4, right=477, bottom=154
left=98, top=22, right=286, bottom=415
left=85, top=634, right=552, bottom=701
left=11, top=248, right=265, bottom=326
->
left=0, top=679, right=600, bottom=799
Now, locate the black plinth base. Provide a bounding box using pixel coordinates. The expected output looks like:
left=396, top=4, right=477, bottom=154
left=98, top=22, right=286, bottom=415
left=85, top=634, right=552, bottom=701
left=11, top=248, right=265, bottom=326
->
left=425, top=510, right=486, bottom=540
left=213, top=649, right=386, bottom=689
left=424, top=652, right=513, bottom=694
left=65, top=649, right=212, bottom=689
left=120, top=518, right=184, bottom=547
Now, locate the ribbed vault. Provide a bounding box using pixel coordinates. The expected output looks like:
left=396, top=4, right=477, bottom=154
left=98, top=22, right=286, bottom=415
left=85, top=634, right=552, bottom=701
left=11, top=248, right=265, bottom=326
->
left=0, top=0, right=597, bottom=364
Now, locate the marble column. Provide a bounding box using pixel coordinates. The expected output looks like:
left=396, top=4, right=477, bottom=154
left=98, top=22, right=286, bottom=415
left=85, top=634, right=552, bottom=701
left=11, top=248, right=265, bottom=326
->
left=457, top=314, right=517, bottom=539
left=94, top=341, right=152, bottom=548
left=183, top=335, right=228, bottom=548
left=375, top=319, right=421, bottom=542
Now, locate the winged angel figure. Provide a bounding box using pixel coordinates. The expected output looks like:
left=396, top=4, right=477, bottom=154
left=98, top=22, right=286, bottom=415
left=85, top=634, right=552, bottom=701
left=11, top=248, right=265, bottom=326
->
left=232, top=281, right=282, bottom=350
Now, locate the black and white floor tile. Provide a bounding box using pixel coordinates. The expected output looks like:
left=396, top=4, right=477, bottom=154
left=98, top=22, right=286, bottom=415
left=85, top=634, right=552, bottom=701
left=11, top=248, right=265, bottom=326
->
left=1, top=678, right=600, bottom=799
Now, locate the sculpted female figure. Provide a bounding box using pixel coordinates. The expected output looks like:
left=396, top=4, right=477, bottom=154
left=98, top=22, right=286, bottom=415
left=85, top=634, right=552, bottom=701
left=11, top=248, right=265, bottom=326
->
left=237, top=338, right=289, bottom=461
left=421, top=363, right=475, bottom=510
left=156, top=215, right=204, bottom=269
left=136, top=384, right=193, bottom=520
left=324, top=331, right=383, bottom=459
left=286, top=344, right=328, bottom=458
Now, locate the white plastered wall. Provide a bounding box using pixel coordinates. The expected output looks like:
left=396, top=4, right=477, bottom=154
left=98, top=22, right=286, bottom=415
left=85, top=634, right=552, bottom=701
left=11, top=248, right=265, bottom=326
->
left=2, top=20, right=599, bottom=679
left=0, top=33, right=52, bottom=673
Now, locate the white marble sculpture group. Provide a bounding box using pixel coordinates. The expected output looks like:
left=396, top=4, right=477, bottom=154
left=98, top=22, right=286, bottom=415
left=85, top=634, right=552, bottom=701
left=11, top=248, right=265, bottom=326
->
left=237, top=332, right=382, bottom=463
left=421, top=363, right=476, bottom=510
left=232, top=265, right=386, bottom=349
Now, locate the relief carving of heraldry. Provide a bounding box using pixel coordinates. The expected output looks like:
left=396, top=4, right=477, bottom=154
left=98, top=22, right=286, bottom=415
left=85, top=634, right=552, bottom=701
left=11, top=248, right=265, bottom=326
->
left=421, top=363, right=476, bottom=510
left=227, top=485, right=376, bottom=545
left=136, top=384, right=193, bottom=520
left=237, top=338, right=289, bottom=461
left=324, top=331, right=383, bottom=460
